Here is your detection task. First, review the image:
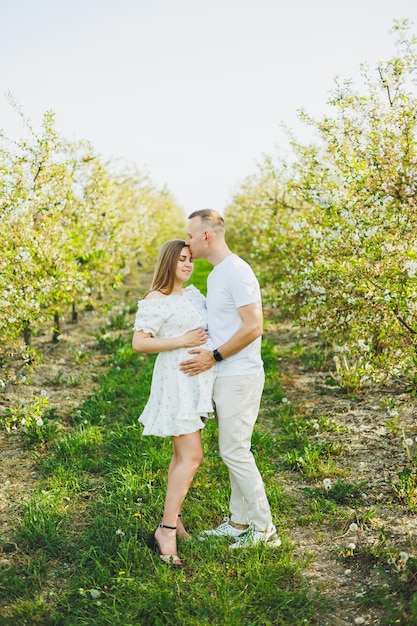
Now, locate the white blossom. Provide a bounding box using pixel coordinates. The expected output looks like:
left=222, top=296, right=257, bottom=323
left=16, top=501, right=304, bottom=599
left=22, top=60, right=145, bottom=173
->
left=16, top=251, right=31, bottom=262
left=405, top=259, right=417, bottom=278
left=357, top=339, right=370, bottom=352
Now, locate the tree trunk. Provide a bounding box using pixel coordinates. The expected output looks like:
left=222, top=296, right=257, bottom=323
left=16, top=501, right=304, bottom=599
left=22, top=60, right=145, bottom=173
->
left=23, top=321, right=31, bottom=347
left=52, top=312, right=60, bottom=344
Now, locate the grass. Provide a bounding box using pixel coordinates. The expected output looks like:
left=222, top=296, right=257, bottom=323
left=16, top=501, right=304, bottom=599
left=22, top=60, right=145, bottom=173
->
left=2, top=303, right=417, bottom=623
left=187, top=258, right=212, bottom=295
left=0, top=330, right=327, bottom=625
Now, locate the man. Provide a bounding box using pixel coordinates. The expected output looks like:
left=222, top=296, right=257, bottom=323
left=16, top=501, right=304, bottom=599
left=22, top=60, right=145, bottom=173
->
left=180, top=209, right=280, bottom=548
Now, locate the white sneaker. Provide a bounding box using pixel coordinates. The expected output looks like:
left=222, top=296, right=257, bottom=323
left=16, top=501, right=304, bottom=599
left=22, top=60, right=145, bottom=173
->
left=198, top=517, right=248, bottom=541
left=229, top=524, right=281, bottom=549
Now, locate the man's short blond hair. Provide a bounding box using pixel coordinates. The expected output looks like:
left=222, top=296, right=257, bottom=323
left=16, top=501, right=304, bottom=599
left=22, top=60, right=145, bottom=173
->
left=188, top=209, right=226, bottom=234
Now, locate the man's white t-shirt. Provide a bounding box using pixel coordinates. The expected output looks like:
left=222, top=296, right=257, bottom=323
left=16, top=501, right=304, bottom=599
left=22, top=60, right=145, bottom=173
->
left=207, top=253, right=263, bottom=377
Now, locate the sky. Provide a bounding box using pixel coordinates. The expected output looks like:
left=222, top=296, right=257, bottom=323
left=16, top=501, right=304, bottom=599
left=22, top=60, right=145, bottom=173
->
left=1, top=0, right=417, bottom=215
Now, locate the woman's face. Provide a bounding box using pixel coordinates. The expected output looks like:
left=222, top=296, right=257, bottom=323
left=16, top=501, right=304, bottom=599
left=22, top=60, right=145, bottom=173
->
left=175, top=246, right=193, bottom=283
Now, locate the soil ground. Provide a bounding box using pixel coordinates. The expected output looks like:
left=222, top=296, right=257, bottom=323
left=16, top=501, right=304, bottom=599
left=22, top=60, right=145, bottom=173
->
left=1, top=280, right=416, bottom=625
left=265, top=320, right=417, bottom=625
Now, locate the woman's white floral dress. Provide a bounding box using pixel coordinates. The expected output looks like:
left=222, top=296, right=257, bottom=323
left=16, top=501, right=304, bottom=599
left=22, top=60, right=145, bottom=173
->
left=133, top=285, right=216, bottom=437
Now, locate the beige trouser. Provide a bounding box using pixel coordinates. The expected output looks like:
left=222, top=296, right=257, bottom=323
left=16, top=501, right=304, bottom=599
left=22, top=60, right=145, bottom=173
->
left=213, top=372, right=273, bottom=531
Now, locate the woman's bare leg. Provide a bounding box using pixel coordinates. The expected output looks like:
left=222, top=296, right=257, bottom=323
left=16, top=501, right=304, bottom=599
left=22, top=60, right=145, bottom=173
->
left=177, top=514, right=190, bottom=540
left=154, top=430, right=203, bottom=558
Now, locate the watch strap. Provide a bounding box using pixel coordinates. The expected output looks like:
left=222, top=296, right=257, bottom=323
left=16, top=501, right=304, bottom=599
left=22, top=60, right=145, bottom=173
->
left=213, top=349, right=224, bottom=362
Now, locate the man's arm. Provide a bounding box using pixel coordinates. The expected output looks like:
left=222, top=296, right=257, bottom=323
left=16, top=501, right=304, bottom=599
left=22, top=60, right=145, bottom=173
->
left=179, top=301, right=263, bottom=376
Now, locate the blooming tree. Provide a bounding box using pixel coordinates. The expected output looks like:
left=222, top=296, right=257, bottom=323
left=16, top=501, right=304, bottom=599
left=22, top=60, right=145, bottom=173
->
left=0, top=104, right=184, bottom=366
left=226, top=19, right=417, bottom=388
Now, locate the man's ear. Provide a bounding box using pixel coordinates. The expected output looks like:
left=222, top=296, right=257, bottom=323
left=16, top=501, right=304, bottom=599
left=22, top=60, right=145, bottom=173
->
left=204, top=230, right=212, bottom=243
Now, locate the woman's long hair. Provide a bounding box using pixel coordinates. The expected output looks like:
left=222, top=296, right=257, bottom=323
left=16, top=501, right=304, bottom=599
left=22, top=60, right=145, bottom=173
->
left=147, top=239, right=188, bottom=296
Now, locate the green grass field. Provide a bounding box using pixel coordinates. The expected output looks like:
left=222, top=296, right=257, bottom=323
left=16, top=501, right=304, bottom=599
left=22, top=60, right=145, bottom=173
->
left=0, top=325, right=325, bottom=625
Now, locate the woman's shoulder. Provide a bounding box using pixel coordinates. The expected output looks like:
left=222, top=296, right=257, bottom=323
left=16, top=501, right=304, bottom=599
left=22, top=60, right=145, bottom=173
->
left=137, top=292, right=172, bottom=309
left=138, top=286, right=204, bottom=306
left=143, top=290, right=167, bottom=301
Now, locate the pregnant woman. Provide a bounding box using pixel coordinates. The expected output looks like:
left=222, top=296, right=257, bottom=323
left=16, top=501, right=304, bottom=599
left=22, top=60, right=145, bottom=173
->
left=132, top=239, right=215, bottom=566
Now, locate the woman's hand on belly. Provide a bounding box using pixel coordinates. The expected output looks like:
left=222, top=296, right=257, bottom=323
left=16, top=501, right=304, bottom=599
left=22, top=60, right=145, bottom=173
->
left=179, top=327, right=209, bottom=348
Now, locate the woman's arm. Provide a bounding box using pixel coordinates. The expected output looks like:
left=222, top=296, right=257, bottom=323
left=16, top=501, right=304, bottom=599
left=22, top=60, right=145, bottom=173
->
left=132, top=327, right=209, bottom=354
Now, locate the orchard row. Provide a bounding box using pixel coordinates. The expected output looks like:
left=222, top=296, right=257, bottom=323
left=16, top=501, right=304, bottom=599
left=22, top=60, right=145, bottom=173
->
left=0, top=106, right=184, bottom=368
left=226, top=20, right=417, bottom=390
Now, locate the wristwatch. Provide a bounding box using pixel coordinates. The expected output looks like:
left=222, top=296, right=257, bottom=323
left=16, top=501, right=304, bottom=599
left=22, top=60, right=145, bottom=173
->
left=213, top=349, right=224, bottom=362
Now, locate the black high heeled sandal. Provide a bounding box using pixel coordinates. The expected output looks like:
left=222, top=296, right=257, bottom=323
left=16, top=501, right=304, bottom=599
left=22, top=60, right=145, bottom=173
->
left=148, top=523, right=182, bottom=566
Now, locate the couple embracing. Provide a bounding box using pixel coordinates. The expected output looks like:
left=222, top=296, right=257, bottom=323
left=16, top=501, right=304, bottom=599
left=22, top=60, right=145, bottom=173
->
left=132, top=209, right=280, bottom=566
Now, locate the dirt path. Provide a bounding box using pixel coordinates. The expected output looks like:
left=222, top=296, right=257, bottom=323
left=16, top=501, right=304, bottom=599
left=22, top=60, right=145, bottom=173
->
left=268, top=321, right=417, bottom=625
left=1, top=304, right=416, bottom=624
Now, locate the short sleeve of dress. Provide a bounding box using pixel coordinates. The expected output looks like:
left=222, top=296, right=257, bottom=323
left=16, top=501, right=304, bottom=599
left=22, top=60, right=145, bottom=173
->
left=133, top=300, right=166, bottom=336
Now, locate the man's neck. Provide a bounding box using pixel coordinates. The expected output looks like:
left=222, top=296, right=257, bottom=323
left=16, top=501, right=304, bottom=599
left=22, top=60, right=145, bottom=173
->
left=206, top=245, right=232, bottom=266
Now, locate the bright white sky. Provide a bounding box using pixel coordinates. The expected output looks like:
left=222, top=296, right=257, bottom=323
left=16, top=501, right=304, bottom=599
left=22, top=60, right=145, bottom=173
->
left=1, top=0, right=417, bottom=215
